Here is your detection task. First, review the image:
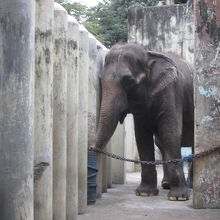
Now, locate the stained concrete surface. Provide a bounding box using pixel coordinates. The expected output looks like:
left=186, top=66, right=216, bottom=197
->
left=79, top=165, right=220, bottom=220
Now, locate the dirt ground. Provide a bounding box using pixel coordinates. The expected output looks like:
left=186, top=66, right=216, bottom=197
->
left=79, top=165, right=220, bottom=220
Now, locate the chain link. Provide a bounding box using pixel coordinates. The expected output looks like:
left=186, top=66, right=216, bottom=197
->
left=88, top=146, right=220, bottom=166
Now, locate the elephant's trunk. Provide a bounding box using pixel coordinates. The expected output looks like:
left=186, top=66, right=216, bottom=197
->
left=95, top=82, right=127, bottom=149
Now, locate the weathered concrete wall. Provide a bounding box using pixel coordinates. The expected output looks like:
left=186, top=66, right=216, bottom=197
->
left=0, top=0, right=35, bottom=219
left=193, top=0, right=220, bottom=209
left=128, top=3, right=194, bottom=64
left=53, top=3, right=68, bottom=220
left=66, top=15, right=79, bottom=220
left=34, top=0, right=53, bottom=220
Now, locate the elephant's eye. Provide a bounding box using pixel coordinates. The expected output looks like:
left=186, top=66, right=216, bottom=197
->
left=121, top=75, right=137, bottom=91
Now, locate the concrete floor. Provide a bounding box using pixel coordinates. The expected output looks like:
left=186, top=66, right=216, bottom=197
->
left=79, top=165, right=220, bottom=220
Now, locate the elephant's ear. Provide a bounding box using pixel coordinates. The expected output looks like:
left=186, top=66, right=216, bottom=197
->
left=150, top=66, right=178, bottom=97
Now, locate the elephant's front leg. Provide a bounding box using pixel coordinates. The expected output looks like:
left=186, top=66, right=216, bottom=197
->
left=165, top=159, right=189, bottom=201
left=155, top=137, right=170, bottom=189
left=134, top=117, right=159, bottom=196
left=158, top=122, right=190, bottom=201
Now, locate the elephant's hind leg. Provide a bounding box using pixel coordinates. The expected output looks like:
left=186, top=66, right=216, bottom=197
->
left=134, top=117, right=159, bottom=197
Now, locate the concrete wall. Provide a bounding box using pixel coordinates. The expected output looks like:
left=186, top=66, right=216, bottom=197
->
left=128, top=3, right=194, bottom=64
left=193, top=0, right=220, bottom=209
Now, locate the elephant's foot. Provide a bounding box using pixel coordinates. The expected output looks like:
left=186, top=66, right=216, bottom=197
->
left=161, top=180, right=170, bottom=190
left=168, top=186, right=190, bottom=201
left=136, top=184, right=159, bottom=196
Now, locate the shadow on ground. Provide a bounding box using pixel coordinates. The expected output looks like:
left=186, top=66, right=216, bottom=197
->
left=79, top=165, right=220, bottom=220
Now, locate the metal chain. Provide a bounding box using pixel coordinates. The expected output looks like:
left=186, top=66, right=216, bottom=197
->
left=88, top=146, right=220, bottom=166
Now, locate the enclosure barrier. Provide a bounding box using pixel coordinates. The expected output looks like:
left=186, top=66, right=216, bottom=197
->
left=0, top=0, right=113, bottom=219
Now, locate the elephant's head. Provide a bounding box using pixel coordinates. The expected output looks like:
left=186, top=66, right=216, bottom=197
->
left=95, top=43, right=179, bottom=149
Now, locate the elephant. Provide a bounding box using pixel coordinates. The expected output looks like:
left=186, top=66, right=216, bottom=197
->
left=93, top=43, right=194, bottom=201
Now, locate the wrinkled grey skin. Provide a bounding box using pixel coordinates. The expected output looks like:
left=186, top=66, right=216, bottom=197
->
left=94, top=43, right=194, bottom=201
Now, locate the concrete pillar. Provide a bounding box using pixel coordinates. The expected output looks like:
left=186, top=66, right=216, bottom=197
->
left=78, top=25, right=89, bottom=214
left=34, top=1, right=53, bottom=220
left=66, top=15, right=79, bottom=220
left=95, top=41, right=104, bottom=198
left=53, top=3, right=68, bottom=220
left=104, top=143, right=113, bottom=190
left=95, top=41, right=104, bottom=122
left=88, top=33, right=98, bottom=148
left=88, top=33, right=98, bottom=200
left=0, top=1, right=35, bottom=219
left=124, top=115, right=136, bottom=173
left=96, top=153, right=103, bottom=198
left=102, top=150, right=108, bottom=193
left=107, top=141, right=113, bottom=188
left=96, top=46, right=110, bottom=192
left=95, top=42, right=111, bottom=195
left=193, top=0, right=220, bottom=209
left=111, top=124, right=126, bottom=184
